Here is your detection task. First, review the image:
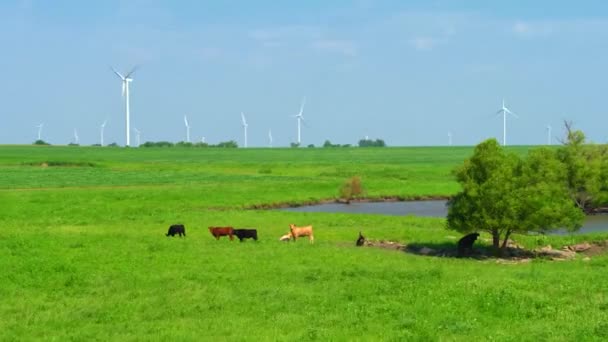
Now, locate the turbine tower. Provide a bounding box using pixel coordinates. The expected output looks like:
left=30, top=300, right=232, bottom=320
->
left=241, top=112, right=248, bottom=148
left=184, top=115, right=191, bottom=143
left=133, top=128, right=141, bottom=147
left=269, top=129, right=273, bottom=147
left=294, top=97, right=306, bottom=145
left=496, top=99, right=518, bottom=146
left=73, top=129, right=79, bottom=145
left=546, top=125, right=552, bottom=145
left=448, top=131, right=452, bottom=146
left=100, top=120, right=107, bottom=146
left=111, top=66, right=137, bottom=147
left=36, top=123, right=43, bottom=141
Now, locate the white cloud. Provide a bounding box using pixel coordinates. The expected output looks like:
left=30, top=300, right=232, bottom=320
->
left=512, top=20, right=554, bottom=38
left=311, top=39, right=358, bottom=57
left=408, top=36, right=440, bottom=51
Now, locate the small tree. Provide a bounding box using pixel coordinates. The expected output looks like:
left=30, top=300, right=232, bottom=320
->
left=447, top=139, right=583, bottom=254
left=340, top=176, right=364, bottom=204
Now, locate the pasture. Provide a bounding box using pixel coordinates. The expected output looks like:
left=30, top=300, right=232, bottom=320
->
left=1, top=145, right=608, bottom=340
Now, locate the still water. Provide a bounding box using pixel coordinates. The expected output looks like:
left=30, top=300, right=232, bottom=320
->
left=282, top=200, right=608, bottom=234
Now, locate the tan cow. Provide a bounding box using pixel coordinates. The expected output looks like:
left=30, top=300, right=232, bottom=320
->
left=288, top=224, right=314, bottom=243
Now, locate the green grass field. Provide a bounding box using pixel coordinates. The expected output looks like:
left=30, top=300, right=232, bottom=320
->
left=1, top=145, right=608, bottom=340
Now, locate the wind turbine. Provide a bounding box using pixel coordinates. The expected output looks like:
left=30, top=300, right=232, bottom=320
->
left=184, top=115, right=191, bottom=142
left=546, top=125, right=552, bottom=145
left=448, top=131, right=452, bottom=146
left=100, top=120, right=107, bottom=146
left=73, top=129, right=79, bottom=145
left=201, top=136, right=206, bottom=143
left=496, top=99, right=518, bottom=146
left=294, top=97, right=306, bottom=145
left=133, top=128, right=141, bottom=147
left=111, top=66, right=137, bottom=147
left=241, top=112, right=248, bottom=148
left=268, top=129, right=273, bottom=147
left=36, top=123, right=43, bottom=141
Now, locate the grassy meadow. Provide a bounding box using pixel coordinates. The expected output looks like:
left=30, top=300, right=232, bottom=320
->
left=1, top=145, right=608, bottom=340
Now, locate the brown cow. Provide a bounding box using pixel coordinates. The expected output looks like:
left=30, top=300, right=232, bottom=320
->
left=208, top=227, right=234, bottom=241
left=288, top=224, right=314, bottom=244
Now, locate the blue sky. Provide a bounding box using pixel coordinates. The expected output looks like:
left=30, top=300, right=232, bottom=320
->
left=1, top=0, right=608, bottom=146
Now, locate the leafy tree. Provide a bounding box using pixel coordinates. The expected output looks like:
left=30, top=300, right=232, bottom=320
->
left=358, top=138, right=386, bottom=147
left=33, top=140, right=50, bottom=145
left=216, top=140, right=238, bottom=148
left=307, top=144, right=315, bottom=148
left=290, top=142, right=300, bottom=148
left=447, top=139, right=583, bottom=253
left=556, top=121, right=606, bottom=212
left=323, top=140, right=334, bottom=148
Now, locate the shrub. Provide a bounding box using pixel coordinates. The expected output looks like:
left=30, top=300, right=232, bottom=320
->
left=340, top=176, right=364, bottom=204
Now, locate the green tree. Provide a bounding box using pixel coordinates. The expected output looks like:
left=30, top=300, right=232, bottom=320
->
left=556, top=121, right=606, bottom=212
left=447, top=139, right=583, bottom=253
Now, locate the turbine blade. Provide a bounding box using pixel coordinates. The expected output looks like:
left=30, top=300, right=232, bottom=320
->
left=299, top=97, right=306, bottom=116
left=111, top=66, right=125, bottom=80
left=241, top=112, right=247, bottom=126
left=125, top=65, right=138, bottom=78
left=184, top=116, right=189, bottom=127
left=122, top=81, right=126, bottom=97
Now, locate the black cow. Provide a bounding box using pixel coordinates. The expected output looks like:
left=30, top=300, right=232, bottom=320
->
left=457, top=232, right=479, bottom=256
left=356, top=231, right=365, bottom=247
left=233, top=228, right=258, bottom=242
left=166, top=224, right=186, bottom=237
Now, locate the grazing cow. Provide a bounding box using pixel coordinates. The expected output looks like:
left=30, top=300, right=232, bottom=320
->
left=166, top=224, right=186, bottom=237
left=288, top=224, right=314, bottom=244
left=356, top=231, right=365, bottom=246
left=208, top=227, right=234, bottom=241
left=279, top=233, right=292, bottom=242
left=233, top=228, right=258, bottom=242
left=457, top=232, right=480, bottom=257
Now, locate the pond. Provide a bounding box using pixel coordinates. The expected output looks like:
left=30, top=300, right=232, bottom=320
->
left=282, top=200, right=608, bottom=235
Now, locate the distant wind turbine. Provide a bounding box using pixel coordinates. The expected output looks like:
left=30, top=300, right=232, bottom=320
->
left=73, top=129, right=79, bottom=145
left=111, top=66, right=137, bottom=147
left=546, top=125, right=552, bottom=145
left=448, top=131, right=452, bottom=146
left=184, top=115, right=191, bottom=142
left=36, top=123, right=43, bottom=141
left=133, top=128, right=141, bottom=147
left=268, top=129, right=273, bottom=147
left=241, top=112, right=248, bottom=148
left=100, top=120, right=107, bottom=146
left=201, top=136, right=206, bottom=143
left=496, top=99, right=518, bottom=146
left=294, top=97, right=306, bottom=145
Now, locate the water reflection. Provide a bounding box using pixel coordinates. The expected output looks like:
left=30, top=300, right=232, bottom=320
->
left=282, top=200, right=608, bottom=234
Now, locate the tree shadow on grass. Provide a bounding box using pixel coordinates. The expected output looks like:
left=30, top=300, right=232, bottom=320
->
left=364, top=239, right=537, bottom=260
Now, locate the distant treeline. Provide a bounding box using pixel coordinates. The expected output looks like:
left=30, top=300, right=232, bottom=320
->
left=140, top=141, right=238, bottom=148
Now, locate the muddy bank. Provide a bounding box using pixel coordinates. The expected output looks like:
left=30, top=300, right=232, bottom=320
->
left=246, top=195, right=451, bottom=210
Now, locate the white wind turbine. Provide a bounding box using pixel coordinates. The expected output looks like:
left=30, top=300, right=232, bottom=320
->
left=100, top=120, right=107, bottom=146
left=268, top=129, right=273, bottom=147
left=496, top=99, right=518, bottom=146
left=73, top=129, right=79, bottom=145
left=133, top=128, right=141, bottom=147
left=111, top=66, right=137, bottom=147
left=184, top=115, right=191, bottom=142
left=447, top=131, right=453, bottom=146
left=241, top=112, right=248, bottom=148
left=546, top=125, right=552, bottom=145
left=294, top=97, right=306, bottom=145
left=36, top=123, right=43, bottom=141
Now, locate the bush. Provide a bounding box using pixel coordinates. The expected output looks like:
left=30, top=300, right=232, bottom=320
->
left=340, top=176, right=364, bottom=204
left=33, top=140, right=50, bottom=145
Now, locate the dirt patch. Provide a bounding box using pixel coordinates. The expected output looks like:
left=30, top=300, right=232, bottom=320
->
left=358, top=239, right=608, bottom=262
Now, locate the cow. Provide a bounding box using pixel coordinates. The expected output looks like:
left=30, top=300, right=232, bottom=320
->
left=457, top=232, right=480, bottom=257
left=166, top=224, right=186, bottom=237
left=208, top=227, right=234, bottom=241
left=279, top=233, right=292, bottom=242
left=233, top=228, right=258, bottom=242
left=288, top=224, right=314, bottom=244
left=356, top=231, right=365, bottom=246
